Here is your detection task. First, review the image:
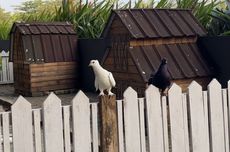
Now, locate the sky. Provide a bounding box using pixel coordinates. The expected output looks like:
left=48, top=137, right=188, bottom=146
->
left=0, top=0, right=27, bottom=12
left=0, top=0, right=132, bottom=12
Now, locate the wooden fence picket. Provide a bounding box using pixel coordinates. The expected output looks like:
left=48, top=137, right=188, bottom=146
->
left=222, top=89, right=229, bottom=152
left=0, top=79, right=229, bottom=152
left=11, top=96, right=33, bottom=152
left=208, top=79, right=225, bottom=152
left=33, top=109, right=42, bottom=152
left=63, top=106, right=71, bottom=152
left=145, top=85, right=164, bottom=152
left=91, top=103, right=99, bottom=152
left=138, top=98, right=146, bottom=152
left=43, top=93, right=64, bottom=152
left=162, top=96, right=169, bottom=152
left=117, top=100, right=125, bottom=152
left=202, top=91, right=210, bottom=152
left=123, top=87, right=141, bottom=152
left=182, top=93, right=189, bottom=152
left=187, top=81, right=209, bottom=152
left=2, top=113, right=10, bottom=152
left=71, top=91, right=91, bottom=152
left=168, top=83, right=188, bottom=152
left=0, top=50, right=13, bottom=84
left=1, top=51, right=8, bottom=82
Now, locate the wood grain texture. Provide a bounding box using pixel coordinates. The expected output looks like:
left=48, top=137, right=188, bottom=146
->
left=2, top=113, right=10, bottom=152
left=12, top=96, right=34, bottom=152
left=222, top=89, right=229, bottom=152
left=99, top=95, right=118, bottom=152
left=123, top=87, right=141, bottom=152
left=188, top=81, right=209, bottom=152
left=72, top=91, right=91, bottom=152
left=33, top=109, right=42, bottom=152
left=43, top=93, right=64, bottom=152
left=91, top=103, right=99, bottom=152
left=207, top=79, right=225, bottom=152
left=162, top=96, right=169, bottom=152
left=117, top=100, right=125, bottom=152
left=168, top=83, right=187, bottom=152
left=138, top=98, right=146, bottom=152
left=145, top=85, right=164, bottom=152
left=63, top=106, right=71, bottom=152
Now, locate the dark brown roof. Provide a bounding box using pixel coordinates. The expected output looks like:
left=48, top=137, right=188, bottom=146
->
left=11, top=22, right=76, bottom=35
left=10, top=22, right=78, bottom=63
left=129, top=43, right=212, bottom=81
left=102, top=9, right=207, bottom=38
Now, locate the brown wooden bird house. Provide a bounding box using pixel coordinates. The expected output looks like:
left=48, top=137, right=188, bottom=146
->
left=101, top=9, right=214, bottom=98
left=10, top=22, right=79, bottom=96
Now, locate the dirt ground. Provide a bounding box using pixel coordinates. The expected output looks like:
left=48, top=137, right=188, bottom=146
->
left=0, top=84, right=99, bottom=111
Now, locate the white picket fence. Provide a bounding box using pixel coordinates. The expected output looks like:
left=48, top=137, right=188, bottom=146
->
left=0, top=79, right=229, bottom=152
left=0, top=50, right=13, bottom=84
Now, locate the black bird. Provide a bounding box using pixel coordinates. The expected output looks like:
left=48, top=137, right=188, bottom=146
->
left=148, top=58, right=171, bottom=94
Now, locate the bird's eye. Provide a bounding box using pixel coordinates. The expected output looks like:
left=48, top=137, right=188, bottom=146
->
left=92, top=61, right=95, bottom=63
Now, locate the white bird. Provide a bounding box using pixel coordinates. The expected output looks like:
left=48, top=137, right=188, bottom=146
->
left=89, top=60, right=116, bottom=96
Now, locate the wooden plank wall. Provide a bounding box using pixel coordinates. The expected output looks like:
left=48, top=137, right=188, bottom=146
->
left=15, top=62, right=78, bottom=96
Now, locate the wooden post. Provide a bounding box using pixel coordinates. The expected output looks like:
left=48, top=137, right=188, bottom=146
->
left=99, top=95, right=119, bottom=152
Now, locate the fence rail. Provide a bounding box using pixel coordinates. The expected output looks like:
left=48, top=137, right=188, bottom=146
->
left=0, top=79, right=229, bottom=152
left=0, top=50, right=13, bottom=84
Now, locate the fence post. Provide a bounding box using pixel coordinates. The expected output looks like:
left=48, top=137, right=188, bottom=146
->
left=1, top=50, right=8, bottom=82
left=99, top=95, right=118, bottom=152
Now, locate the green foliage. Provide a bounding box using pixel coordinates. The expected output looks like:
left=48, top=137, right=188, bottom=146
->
left=0, top=0, right=226, bottom=40
left=0, top=21, right=12, bottom=40
left=55, top=0, right=113, bottom=38
left=208, top=8, right=230, bottom=36
left=174, top=0, right=221, bottom=29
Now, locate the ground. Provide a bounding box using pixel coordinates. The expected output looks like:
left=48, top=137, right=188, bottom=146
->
left=0, top=84, right=98, bottom=111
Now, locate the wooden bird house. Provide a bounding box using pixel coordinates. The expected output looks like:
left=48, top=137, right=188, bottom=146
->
left=10, top=22, right=79, bottom=96
left=101, top=9, right=214, bottom=98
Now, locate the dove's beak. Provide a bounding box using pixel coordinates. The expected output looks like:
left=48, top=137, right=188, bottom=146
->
left=88, top=63, right=92, bottom=67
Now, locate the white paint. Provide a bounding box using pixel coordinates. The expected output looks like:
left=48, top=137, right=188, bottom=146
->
left=222, top=89, right=229, bottom=152
left=162, top=96, right=169, bottom=152
left=43, top=93, right=64, bottom=152
left=63, top=106, right=71, bottom=152
left=145, top=85, right=164, bottom=152
left=138, top=98, right=146, bottom=152
left=71, top=91, right=91, bottom=152
left=188, top=81, right=209, bottom=152
left=12, top=96, right=34, bottom=152
left=168, top=83, right=187, bottom=152
left=208, top=79, right=225, bottom=152
left=91, top=103, right=99, bottom=152
left=123, top=87, right=141, bottom=152
left=0, top=51, right=13, bottom=84
left=117, top=100, right=125, bottom=152
left=33, top=109, right=42, bottom=152
left=2, top=113, right=10, bottom=152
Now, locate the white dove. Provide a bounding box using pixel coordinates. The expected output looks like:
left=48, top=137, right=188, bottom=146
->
left=89, top=60, right=116, bottom=96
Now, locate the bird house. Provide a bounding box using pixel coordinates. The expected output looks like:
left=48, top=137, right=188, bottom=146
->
left=10, top=22, right=79, bottom=96
left=101, top=9, right=214, bottom=98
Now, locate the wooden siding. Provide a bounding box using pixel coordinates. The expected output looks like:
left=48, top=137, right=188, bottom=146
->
left=107, top=17, right=130, bottom=37
left=130, top=37, right=197, bottom=47
left=14, top=62, right=79, bottom=96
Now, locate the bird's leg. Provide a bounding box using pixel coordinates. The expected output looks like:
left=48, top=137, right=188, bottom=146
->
left=107, top=88, right=114, bottom=96
left=99, top=91, right=104, bottom=96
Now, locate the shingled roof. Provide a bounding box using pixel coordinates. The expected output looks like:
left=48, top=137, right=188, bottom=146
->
left=10, top=22, right=78, bottom=63
left=102, top=9, right=207, bottom=38
left=10, top=22, right=76, bottom=35
left=129, top=43, right=213, bottom=81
